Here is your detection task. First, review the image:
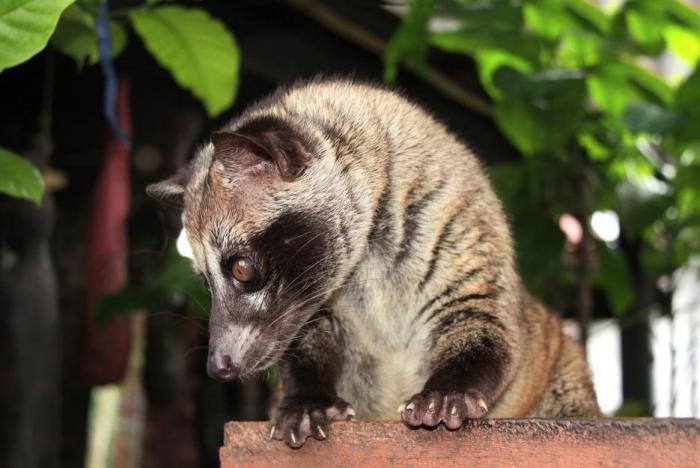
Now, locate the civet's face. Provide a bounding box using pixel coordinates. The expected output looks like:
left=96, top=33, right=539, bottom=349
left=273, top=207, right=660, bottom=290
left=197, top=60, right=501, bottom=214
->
left=149, top=117, right=346, bottom=381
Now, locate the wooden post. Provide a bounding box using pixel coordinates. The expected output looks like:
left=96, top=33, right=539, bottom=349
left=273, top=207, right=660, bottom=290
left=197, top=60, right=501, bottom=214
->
left=221, top=419, right=699, bottom=467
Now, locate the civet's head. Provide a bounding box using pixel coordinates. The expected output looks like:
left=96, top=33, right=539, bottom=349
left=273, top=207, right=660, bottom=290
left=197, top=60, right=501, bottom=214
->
left=147, top=114, right=352, bottom=382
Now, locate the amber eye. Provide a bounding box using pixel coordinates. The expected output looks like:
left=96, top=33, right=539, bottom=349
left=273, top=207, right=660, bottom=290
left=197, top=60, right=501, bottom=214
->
left=231, top=257, right=257, bottom=283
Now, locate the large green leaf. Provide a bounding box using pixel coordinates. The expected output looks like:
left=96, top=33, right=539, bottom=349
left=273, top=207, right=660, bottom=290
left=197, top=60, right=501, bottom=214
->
left=0, top=147, right=44, bottom=205
left=0, top=0, right=75, bottom=72
left=50, top=4, right=126, bottom=69
left=130, top=6, right=239, bottom=117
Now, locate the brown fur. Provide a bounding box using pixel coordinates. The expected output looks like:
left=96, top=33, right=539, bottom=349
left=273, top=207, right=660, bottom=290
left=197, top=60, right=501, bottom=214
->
left=148, top=78, right=601, bottom=447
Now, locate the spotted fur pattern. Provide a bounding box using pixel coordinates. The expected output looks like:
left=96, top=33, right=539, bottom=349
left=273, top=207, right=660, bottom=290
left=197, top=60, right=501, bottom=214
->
left=148, top=78, right=601, bottom=446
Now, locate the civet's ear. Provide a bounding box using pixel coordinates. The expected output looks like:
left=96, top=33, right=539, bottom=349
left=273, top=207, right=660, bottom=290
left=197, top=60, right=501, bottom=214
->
left=146, top=166, right=190, bottom=209
left=212, top=117, right=311, bottom=181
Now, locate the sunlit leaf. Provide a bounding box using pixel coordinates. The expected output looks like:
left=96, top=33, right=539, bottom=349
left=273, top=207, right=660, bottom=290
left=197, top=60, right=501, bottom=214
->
left=664, top=25, right=700, bottom=66
left=578, top=131, right=611, bottom=162
left=524, top=0, right=609, bottom=38
left=566, top=0, right=611, bottom=34
left=0, top=147, right=44, bottom=205
left=587, top=62, right=672, bottom=117
left=130, top=6, right=239, bottom=117
left=666, top=0, right=700, bottom=32
left=383, top=0, right=435, bottom=83
left=0, top=0, right=75, bottom=72
left=625, top=10, right=665, bottom=55
left=475, top=49, right=532, bottom=99
left=523, top=0, right=568, bottom=39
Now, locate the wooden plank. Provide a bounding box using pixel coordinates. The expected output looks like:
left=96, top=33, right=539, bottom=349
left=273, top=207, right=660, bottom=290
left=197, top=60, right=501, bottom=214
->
left=221, top=419, right=700, bottom=468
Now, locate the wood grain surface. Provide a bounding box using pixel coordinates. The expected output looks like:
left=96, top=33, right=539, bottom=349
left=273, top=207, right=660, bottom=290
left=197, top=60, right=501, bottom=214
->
left=220, top=419, right=700, bottom=467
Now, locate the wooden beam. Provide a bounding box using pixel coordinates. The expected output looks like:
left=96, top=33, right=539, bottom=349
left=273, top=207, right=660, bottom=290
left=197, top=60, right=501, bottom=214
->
left=221, top=419, right=700, bottom=467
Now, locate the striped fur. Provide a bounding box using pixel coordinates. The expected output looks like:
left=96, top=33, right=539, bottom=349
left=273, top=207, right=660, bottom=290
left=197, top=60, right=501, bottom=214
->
left=148, top=78, right=600, bottom=435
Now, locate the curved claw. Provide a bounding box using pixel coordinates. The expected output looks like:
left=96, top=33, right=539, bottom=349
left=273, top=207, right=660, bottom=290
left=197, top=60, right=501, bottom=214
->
left=399, top=389, right=488, bottom=429
left=271, top=397, right=355, bottom=448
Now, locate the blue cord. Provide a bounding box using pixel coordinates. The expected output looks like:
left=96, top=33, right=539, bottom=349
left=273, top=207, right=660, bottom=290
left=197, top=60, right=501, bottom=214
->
left=96, top=2, right=131, bottom=149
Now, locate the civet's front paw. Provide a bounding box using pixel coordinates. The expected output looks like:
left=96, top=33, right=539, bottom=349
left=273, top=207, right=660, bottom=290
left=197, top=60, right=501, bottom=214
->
left=270, top=397, right=355, bottom=448
left=399, top=389, right=488, bottom=430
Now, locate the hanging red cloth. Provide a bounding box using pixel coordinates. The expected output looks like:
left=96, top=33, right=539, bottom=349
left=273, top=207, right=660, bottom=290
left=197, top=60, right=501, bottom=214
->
left=83, top=78, right=132, bottom=385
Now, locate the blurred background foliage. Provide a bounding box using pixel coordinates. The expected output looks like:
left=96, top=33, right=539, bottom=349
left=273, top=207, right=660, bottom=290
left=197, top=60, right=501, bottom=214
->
left=386, top=0, right=700, bottom=332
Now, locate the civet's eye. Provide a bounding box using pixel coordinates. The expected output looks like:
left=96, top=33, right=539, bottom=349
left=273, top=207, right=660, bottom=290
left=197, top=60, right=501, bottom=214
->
left=231, top=257, right=257, bottom=284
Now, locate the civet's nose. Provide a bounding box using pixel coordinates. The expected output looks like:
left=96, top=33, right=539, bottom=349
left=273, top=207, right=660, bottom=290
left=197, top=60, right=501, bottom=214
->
left=207, top=350, right=241, bottom=382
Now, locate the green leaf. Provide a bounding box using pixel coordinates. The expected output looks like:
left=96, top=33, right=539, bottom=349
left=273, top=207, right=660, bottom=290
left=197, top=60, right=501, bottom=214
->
left=440, top=0, right=522, bottom=29
left=491, top=68, right=586, bottom=155
left=523, top=0, right=569, bottom=40
left=431, top=26, right=543, bottom=64
left=475, top=49, right=532, bottom=99
left=0, top=0, right=75, bottom=72
left=616, top=180, right=673, bottom=238
left=489, top=161, right=567, bottom=298
left=675, top=66, right=700, bottom=142
left=578, top=131, right=611, bottom=161
left=622, top=102, right=685, bottom=135
left=130, top=6, right=239, bottom=117
left=625, top=9, right=665, bottom=55
left=492, top=67, right=585, bottom=99
left=587, top=62, right=672, bottom=117
left=666, top=0, right=700, bottom=33
left=664, top=24, right=700, bottom=66
left=565, top=0, right=611, bottom=34
left=593, top=244, right=634, bottom=316
left=0, top=147, right=44, bottom=205
left=676, top=66, right=700, bottom=114
left=523, top=0, right=606, bottom=38
left=95, top=249, right=210, bottom=322
left=488, top=163, right=524, bottom=215
left=493, top=100, right=546, bottom=155
left=383, top=0, right=435, bottom=83
left=50, top=5, right=126, bottom=68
